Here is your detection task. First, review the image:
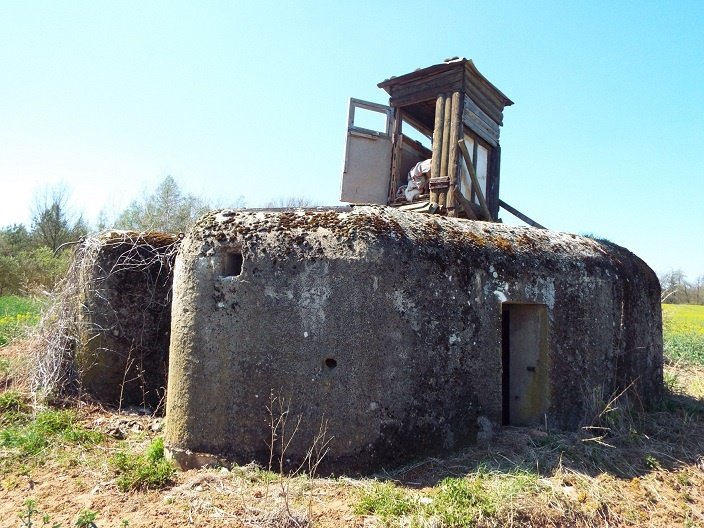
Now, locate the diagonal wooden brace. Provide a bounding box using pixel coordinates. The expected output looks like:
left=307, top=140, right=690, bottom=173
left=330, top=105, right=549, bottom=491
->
left=458, top=139, right=493, bottom=221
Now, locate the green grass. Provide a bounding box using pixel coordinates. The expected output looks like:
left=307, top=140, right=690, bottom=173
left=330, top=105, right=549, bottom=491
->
left=0, top=295, right=43, bottom=347
left=662, top=304, right=704, bottom=366
left=355, top=470, right=538, bottom=527
left=0, top=392, right=103, bottom=469
left=354, top=481, right=417, bottom=523
left=109, top=437, right=175, bottom=491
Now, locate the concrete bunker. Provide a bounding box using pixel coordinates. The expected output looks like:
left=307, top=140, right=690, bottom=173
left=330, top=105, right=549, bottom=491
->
left=164, top=206, right=663, bottom=474
left=32, top=231, right=179, bottom=411
left=29, top=59, right=663, bottom=475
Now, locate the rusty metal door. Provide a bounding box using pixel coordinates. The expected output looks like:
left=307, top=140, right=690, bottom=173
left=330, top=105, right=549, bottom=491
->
left=340, top=98, right=393, bottom=204
left=502, top=303, right=550, bottom=426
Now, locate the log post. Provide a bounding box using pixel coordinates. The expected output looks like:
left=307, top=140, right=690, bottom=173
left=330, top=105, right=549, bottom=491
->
left=388, top=109, right=403, bottom=203
left=430, top=95, right=445, bottom=204
left=437, top=96, right=453, bottom=209
left=446, top=91, right=461, bottom=216
left=440, top=97, right=452, bottom=178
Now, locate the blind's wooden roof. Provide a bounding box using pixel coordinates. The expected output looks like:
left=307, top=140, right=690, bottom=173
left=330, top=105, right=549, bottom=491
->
left=378, top=58, right=513, bottom=125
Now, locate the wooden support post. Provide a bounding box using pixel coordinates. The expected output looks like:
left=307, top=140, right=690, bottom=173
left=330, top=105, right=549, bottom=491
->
left=437, top=96, right=453, bottom=209
left=440, top=97, right=452, bottom=178
left=430, top=95, right=445, bottom=205
left=498, top=199, right=547, bottom=229
left=458, top=139, right=493, bottom=221
left=446, top=91, right=461, bottom=216
left=388, top=110, right=403, bottom=203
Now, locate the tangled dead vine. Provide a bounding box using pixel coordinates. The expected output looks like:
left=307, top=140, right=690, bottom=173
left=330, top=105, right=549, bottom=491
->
left=29, top=231, right=181, bottom=405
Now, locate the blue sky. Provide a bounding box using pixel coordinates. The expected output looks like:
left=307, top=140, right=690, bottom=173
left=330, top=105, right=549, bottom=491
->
left=1, top=1, right=702, bottom=280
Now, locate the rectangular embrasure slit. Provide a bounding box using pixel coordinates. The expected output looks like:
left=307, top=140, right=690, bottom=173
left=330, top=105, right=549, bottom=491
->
left=221, top=249, right=243, bottom=277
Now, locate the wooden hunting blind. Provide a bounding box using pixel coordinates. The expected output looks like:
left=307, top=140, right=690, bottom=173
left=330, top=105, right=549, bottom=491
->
left=341, top=57, right=514, bottom=221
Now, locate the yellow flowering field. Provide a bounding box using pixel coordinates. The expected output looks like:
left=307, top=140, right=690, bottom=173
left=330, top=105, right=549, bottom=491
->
left=662, top=304, right=704, bottom=365
left=0, top=296, right=42, bottom=347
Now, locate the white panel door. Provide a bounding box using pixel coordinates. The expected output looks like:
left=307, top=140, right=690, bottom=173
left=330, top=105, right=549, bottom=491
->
left=340, top=98, right=393, bottom=205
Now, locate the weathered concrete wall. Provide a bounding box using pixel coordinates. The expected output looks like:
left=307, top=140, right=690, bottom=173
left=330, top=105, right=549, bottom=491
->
left=164, top=206, right=662, bottom=474
left=74, top=231, right=179, bottom=410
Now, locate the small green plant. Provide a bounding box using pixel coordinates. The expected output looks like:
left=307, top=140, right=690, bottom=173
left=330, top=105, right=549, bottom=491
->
left=0, top=391, right=31, bottom=429
left=18, top=499, right=39, bottom=528
left=354, top=470, right=539, bottom=526
left=354, top=481, right=417, bottom=522
left=248, top=466, right=279, bottom=484
left=644, top=455, right=662, bottom=470
left=663, top=370, right=680, bottom=393
left=0, top=390, right=27, bottom=413
left=18, top=499, right=62, bottom=528
left=109, top=437, right=175, bottom=492
left=581, top=232, right=613, bottom=244
left=430, top=476, right=495, bottom=526
left=677, top=472, right=691, bottom=486
left=74, top=509, right=97, bottom=528
left=0, top=357, right=10, bottom=375
left=144, top=435, right=165, bottom=462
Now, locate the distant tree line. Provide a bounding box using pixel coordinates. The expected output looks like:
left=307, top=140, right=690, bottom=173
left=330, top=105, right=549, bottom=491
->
left=0, top=175, right=318, bottom=295
left=0, top=176, right=699, bottom=303
left=659, top=269, right=704, bottom=305
left=0, top=176, right=223, bottom=295
left=111, top=175, right=222, bottom=234
left=0, top=185, right=87, bottom=295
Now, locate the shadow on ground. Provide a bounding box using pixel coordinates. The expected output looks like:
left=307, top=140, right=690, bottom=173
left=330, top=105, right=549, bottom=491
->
left=374, top=390, right=704, bottom=488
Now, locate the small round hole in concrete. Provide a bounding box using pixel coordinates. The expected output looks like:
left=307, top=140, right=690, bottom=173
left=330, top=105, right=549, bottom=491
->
left=324, top=358, right=337, bottom=370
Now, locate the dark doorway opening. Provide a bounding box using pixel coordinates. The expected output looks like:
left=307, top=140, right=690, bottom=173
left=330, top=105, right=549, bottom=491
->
left=501, top=305, right=511, bottom=425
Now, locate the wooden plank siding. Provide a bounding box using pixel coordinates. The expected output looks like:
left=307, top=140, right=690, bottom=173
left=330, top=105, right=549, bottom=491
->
left=463, top=95, right=501, bottom=147
left=380, top=68, right=464, bottom=108
left=388, top=109, right=403, bottom=203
